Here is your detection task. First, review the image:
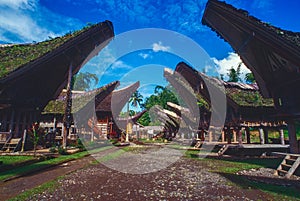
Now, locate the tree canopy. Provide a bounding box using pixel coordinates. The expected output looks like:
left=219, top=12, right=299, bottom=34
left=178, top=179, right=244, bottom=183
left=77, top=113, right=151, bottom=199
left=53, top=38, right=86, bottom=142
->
left=138, top=85, right=179, bottom=126
left=227, top=62, right=242, bottom=82
left=73, top=72, right=99, bottom=91
left=245, top=72, right=256, bottom=84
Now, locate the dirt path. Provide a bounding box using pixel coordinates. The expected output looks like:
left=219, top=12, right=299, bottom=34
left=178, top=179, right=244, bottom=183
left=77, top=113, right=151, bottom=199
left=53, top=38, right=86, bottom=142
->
left=0, top=148, right=118, bottom=200
left=1, top=146, right=299, bottom=201
left=21, top=156, right=278, bottom=201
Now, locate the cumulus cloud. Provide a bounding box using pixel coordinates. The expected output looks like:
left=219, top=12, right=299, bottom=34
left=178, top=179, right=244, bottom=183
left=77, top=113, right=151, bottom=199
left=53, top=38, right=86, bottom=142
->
left=0, top=0, right=36, bottom=10
left=212, top=52, right=251, bottom=82
left=0, top=0, right=82, bottom=43
left=152, top=41, right=170, bottom=52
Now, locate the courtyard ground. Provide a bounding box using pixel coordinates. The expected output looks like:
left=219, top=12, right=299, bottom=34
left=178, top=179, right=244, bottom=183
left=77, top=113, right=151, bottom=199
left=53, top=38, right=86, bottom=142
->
left=1, top=144, right=300, bottom=201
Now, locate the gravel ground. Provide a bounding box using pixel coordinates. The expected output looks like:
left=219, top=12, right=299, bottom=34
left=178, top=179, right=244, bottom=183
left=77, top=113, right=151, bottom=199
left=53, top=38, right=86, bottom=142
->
left=27, top=157, right=278, bottom=201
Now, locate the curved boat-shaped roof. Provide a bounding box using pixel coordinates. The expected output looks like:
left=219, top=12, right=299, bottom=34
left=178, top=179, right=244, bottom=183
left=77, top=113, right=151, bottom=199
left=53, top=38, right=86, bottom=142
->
left=0, top=20, right=114, bottom=110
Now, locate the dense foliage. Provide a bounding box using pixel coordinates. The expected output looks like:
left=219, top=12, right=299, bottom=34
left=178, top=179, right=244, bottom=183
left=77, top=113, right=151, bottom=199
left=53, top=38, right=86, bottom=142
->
left=73, top=72, right=99, bottom=91
left=227, top=62, right=242, bottom=82
left=138, top=85, right=179, bottom=126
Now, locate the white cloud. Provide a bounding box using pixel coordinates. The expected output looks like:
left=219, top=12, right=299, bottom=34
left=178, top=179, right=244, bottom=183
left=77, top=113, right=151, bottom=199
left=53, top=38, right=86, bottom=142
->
left=152, top=41, right=170, bottom=52
left=0, top=0, right=82, bottom=43
left=212, top=52, right=251, bottom=82
left=138, top=53, right=150, bottom=59
left=0, top=0, right=36, bottom=10
left=110, top=60, right=133, bottom=70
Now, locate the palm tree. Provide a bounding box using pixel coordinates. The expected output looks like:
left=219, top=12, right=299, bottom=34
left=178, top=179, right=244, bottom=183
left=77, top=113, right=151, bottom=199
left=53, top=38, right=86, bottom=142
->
left=154, top=85, right=164, bottom=94
left=245, top=72, right=255, bottom=84
left=227, top=62, right=242, bottom=82
left=125, top=90, right=143, bottom=142
left=129, top=91, right=144, bottom=110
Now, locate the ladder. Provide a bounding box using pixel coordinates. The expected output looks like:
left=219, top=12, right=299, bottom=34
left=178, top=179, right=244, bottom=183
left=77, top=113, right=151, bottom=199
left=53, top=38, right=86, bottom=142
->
left=274, top=154, right=300, bottom=178
left=194, top=140, right=202, bottom=148
left=218, top=144, right=229, bottom=156
left=1, top=138, right=22, bottom=152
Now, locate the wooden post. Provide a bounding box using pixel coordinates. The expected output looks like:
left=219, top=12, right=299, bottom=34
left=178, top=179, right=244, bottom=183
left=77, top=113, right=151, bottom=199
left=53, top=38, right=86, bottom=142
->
left=259, top=128, right=265, bottom=145
left=237, top=128, right=242, bottom=146
left=9, top=109, right=15, bottom=137
left=279, top=128, right=285, bottom=145
left=245, top=127, right=251, bottom=144
left=21, top=129, right=27, bottom=152
left=63, top=64, right=73, bottom=149
left=208, top=131, right=212, bottom=142
left=226, top=128, right=232, bottom=144
left=287, top=120, right=299, bottom=154
left=126, top=102, right=130, bottom=142
left=232, top=129, right=237, bottom=143
left=263, top=128, right=269, bottom=144
left=221, top=129, right=225, bottom=142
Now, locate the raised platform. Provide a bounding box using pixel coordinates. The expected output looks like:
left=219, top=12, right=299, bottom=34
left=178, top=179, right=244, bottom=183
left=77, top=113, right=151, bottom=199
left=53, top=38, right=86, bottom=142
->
left=215, top=144, right=290, bottom=156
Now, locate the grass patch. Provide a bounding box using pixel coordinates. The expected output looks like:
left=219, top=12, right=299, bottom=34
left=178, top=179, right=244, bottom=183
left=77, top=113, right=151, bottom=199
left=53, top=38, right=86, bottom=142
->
left=7, top=146, right=118, bottom=200
left=0, top=155, right=35, bottom=165
left=0, top=146, right=113, bottom=181
left=7, top=176, right=64, bottom=201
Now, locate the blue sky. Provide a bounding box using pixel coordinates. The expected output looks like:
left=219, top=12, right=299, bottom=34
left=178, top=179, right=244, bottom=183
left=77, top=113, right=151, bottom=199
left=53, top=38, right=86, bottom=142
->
left=0, top=0, right=299, bottom=98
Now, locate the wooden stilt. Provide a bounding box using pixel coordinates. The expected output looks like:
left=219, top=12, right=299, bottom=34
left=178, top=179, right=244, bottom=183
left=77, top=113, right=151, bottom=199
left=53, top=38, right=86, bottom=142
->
left=279, top=129, right=285, bottom=145
left=287, top=120, right=299, bottom=154
left=259, top=128, right=265, bottom=144
left=233, top=129, right=237, bottom=143
left=208, top=131, right=212, bottom=142
left=237, top=128, right=242, bottom=145
left=245, top=127, right=251, bottom=144
left=9, top=109, right=15, bottom=137
left=63, top=64, right=73, bottom=149
left=221, top=129, right=225, bottom=142
left=263, top=128, right=269, bottom=144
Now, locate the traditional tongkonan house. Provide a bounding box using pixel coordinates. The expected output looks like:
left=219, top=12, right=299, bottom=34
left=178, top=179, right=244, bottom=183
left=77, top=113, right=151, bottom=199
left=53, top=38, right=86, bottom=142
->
left=0, top=20, right=114, bottom=151
left=164, top=62, right=286, bottom=153
left=42, top=81, right=144, bottom=142
left=174, top=62, right=287, bottom=146
left=202, top=0, right=300, bottom=154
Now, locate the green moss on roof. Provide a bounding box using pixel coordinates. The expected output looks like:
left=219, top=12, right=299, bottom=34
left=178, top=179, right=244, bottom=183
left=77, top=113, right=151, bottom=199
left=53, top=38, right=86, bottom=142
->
left=226, top=88, right=274, bottom=107
left=0, top=24, right=97, bottom=78
left=43, top=99, right=64, bottom=114
left=42, top=81, right=117, bottom=115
